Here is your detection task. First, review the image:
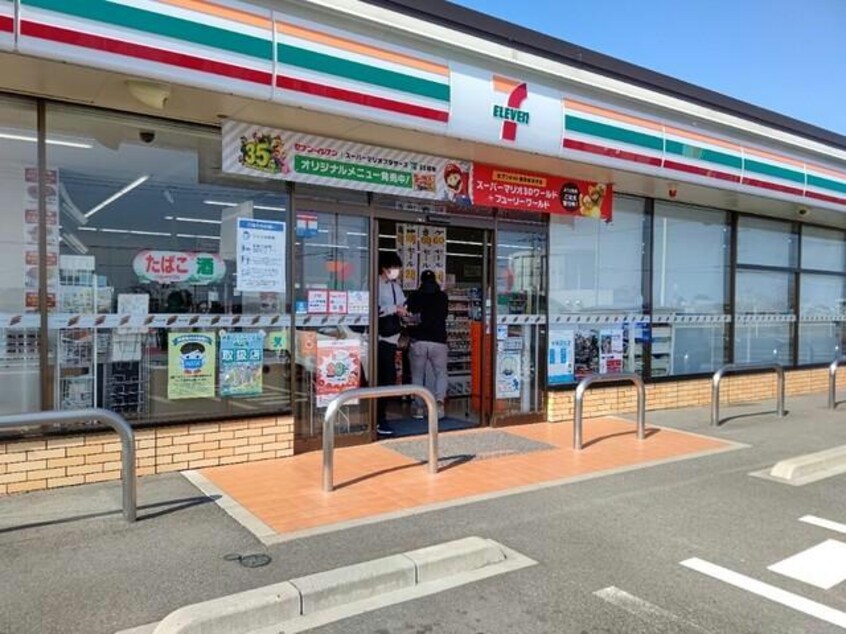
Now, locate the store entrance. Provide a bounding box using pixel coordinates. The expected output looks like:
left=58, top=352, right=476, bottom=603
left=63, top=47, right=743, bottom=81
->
left=375, top=218, right=493, bottom=436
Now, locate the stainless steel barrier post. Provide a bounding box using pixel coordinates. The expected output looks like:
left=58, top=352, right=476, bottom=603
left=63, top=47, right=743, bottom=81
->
left=828, top=357, right=846, bottom=409
left=0, top=408, right=136, bottom=522
left=323, top=385, right=439, bottom=493
left=711, top=363, right=785, bottom=426
left=573, top=373, right=645, bottom=450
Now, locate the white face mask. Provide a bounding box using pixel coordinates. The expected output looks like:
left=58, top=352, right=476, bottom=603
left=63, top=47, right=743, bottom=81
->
left=387, top=268, right=401, bottom=280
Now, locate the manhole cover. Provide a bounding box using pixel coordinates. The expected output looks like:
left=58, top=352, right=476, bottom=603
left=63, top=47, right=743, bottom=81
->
left=223, top=553, right=272, bottom=568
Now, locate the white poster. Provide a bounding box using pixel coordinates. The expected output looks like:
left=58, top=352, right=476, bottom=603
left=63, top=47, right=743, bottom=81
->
left=496, top=338, right=523, bottom=399
left=347, top=291, right=369, bottom=315
left=236, top=218, right=286, bottom=293
left=328, top=291, right=348, bottom=314
left=599, top=328, right=624, bottom=374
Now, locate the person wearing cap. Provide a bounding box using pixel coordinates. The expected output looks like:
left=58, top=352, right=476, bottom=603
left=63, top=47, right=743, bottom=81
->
left=406, top=270, right=449, bottom=419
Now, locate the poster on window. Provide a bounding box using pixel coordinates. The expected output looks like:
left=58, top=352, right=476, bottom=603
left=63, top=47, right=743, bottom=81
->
left=599, top=329, right=624, bottom=374
left=315, top=339, right=361, bottom=408
left=574, top=329, right=598, bottom=379
left=236, top=218, right=286, bottom=293
left=547, top=329, right=575, bottom=385
left=23, top=167, right=59, bottom=311
left=496, top=338, right=523, bottom=399
left=419, top=226, right=447, bottom=286
left=168, top=333, right=216, bottom=399
left=219, top=331, right=264, bottom=397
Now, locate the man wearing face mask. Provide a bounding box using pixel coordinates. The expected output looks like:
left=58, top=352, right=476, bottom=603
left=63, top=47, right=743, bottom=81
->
left=376, top=251, right=408, bottom=435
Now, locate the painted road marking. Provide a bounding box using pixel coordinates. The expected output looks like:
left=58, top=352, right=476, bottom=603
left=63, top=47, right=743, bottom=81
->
left=800, top=515, right=846, bottom=535
left=594, top=586, right=711, bottom=633
left=681, top=558, right=846, bottom=629
left=768, top=540, right=846, bottom=590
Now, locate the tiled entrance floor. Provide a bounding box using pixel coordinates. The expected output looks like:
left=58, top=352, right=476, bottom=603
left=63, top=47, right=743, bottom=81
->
left=198, top=418, right=735, bottom=540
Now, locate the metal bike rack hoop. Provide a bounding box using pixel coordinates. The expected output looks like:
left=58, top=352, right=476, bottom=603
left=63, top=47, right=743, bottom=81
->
left=828, top=356, right=846, bottom=409
left=573, top=373, right=645, bottom=450
left=0, top=408, right=137, bottom=522
left=323, top=385, right=439, bottom=492
left=711, top=363, right=785, bottom=426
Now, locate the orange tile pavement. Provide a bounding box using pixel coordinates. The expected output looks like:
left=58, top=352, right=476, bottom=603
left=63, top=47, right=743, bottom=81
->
left=199, top=418, right=733, bottom=537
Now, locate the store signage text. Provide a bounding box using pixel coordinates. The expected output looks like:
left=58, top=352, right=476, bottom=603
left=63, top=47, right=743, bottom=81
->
left=492, top=76, right=529, bottom=142
left=133, top=250, right=226, bottom=285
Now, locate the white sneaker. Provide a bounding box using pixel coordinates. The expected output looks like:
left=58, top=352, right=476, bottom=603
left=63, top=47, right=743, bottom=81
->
left=411, top=406, right=425, bottom=420
left=437, top=402, right=446, bottom=419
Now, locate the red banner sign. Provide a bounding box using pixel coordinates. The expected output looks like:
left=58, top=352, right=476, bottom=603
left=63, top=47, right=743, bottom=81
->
left=471, top=163, right=612, bottom=220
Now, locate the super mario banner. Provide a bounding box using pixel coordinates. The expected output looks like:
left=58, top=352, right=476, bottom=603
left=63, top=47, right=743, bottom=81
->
left=222, top=121, right=471, bottom=204
left=471, top=163, right=612, bottom=220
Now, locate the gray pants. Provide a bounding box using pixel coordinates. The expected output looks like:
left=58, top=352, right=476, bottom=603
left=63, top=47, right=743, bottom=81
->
left=409, top=340, right=448, bottom=404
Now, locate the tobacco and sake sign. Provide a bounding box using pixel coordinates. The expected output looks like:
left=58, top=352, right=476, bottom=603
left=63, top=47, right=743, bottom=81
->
left=222, top=121, right=471, bottom=203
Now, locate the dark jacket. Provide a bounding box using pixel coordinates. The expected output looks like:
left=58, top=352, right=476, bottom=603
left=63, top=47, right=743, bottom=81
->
left=406, top=288, right=448, bottom=344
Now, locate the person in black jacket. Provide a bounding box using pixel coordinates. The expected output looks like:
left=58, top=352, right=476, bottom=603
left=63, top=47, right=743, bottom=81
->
left=406, top=270, right=449, bottom=419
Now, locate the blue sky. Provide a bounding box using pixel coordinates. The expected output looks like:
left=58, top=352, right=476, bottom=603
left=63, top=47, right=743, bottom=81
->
left=454, top=0, right=846, bottom=136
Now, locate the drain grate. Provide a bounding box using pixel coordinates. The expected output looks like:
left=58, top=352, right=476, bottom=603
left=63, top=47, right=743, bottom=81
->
left=384, top=429, right=555, bottom=468
left=223, top=553, right=272, bottom=568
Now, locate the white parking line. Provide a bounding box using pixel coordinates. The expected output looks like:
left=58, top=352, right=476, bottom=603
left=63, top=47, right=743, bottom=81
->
left=800, top=515, right=846, bottom=535
left=681, top=558, right=846, bottom=629
left=594, top=586, right=711, bottom=633
left=768, top=540, right=846, bottom=590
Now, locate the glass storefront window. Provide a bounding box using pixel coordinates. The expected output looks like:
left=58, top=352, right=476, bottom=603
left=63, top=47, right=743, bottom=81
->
left=737, top=216, right=797, bottom=268
left=548, top=195, right=646, bottom=383
left=652, top=202, right=728, bottom=376
left=0, top=96, right=40, bottom=415
left=798, top=273, right=845, bottom=364
left=292, top=192, right=370, bottom=441
left=46, top=105, right=290, bottom=425
left=734, top=270, right=794, bottom=365
left=802, top=226, right=846, bottom=272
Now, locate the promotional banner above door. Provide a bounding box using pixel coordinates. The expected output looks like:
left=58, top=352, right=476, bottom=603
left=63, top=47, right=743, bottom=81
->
left=222, top=120, right=471, bottom=203
left=472, top=163, right=612, bottom=220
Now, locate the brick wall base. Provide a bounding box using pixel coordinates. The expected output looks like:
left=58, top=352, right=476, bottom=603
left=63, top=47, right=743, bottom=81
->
left=0, top=416, right=293, bottom=495
left=547, top=367, right=837, bottom=422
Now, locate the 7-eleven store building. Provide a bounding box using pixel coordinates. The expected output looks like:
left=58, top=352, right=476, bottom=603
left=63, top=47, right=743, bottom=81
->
left=0, top=0, right=844, bottom=493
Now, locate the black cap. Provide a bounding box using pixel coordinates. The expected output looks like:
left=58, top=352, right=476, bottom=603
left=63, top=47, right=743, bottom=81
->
left=419, top=270, right=439, bottom=293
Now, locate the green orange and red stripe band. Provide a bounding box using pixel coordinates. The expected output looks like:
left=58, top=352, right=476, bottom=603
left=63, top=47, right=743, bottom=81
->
left=21, top=20, right=273, bottom=85
left=276, top=76, right=450, bottom=122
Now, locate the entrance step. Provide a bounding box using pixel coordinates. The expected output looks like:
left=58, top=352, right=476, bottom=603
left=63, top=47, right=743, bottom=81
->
left=119, top=537, right=535, bottom=634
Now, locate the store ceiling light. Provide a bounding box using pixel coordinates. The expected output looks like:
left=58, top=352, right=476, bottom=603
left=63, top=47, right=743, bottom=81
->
left=176, top=233, right=221, bottom=240
left=84, top=175, right=150, bottom=218
left=0, top=133, right=92, bottom=149
left=203, top=200, right=286, bottom=212
left=176, top=216, right=221, bottom=225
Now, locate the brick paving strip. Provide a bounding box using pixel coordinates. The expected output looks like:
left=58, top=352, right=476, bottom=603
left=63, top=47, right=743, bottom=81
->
left=197, top=418, right=741, bottom=543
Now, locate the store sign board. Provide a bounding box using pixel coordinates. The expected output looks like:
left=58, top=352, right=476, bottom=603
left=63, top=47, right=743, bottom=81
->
left=133, top=251, right=225, bottom=285
left=222, top=121, right=471, bottom=204
left=472, top=163, right=612, bottom=220
left=448, top=64, right=563, bottom=157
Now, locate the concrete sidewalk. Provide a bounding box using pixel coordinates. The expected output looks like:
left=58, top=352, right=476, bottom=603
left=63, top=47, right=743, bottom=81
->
left=0, top=392, right=844, bottom=633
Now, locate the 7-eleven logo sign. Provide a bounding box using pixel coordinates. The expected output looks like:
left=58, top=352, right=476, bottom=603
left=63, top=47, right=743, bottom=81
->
left=492, top=75, right=529, bottom=142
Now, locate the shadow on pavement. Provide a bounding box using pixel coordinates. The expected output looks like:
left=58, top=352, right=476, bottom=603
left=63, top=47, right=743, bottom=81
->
left=0, top=494, right=220, bottom=533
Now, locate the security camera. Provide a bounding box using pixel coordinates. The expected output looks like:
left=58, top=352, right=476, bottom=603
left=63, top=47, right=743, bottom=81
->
left=797, top=207, right=810, bottom=217
left=139, top=130, right=156, bottom=144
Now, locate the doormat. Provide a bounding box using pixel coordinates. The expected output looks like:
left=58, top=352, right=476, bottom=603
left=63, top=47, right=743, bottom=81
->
left=384, top=429, right=556, bottom=468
